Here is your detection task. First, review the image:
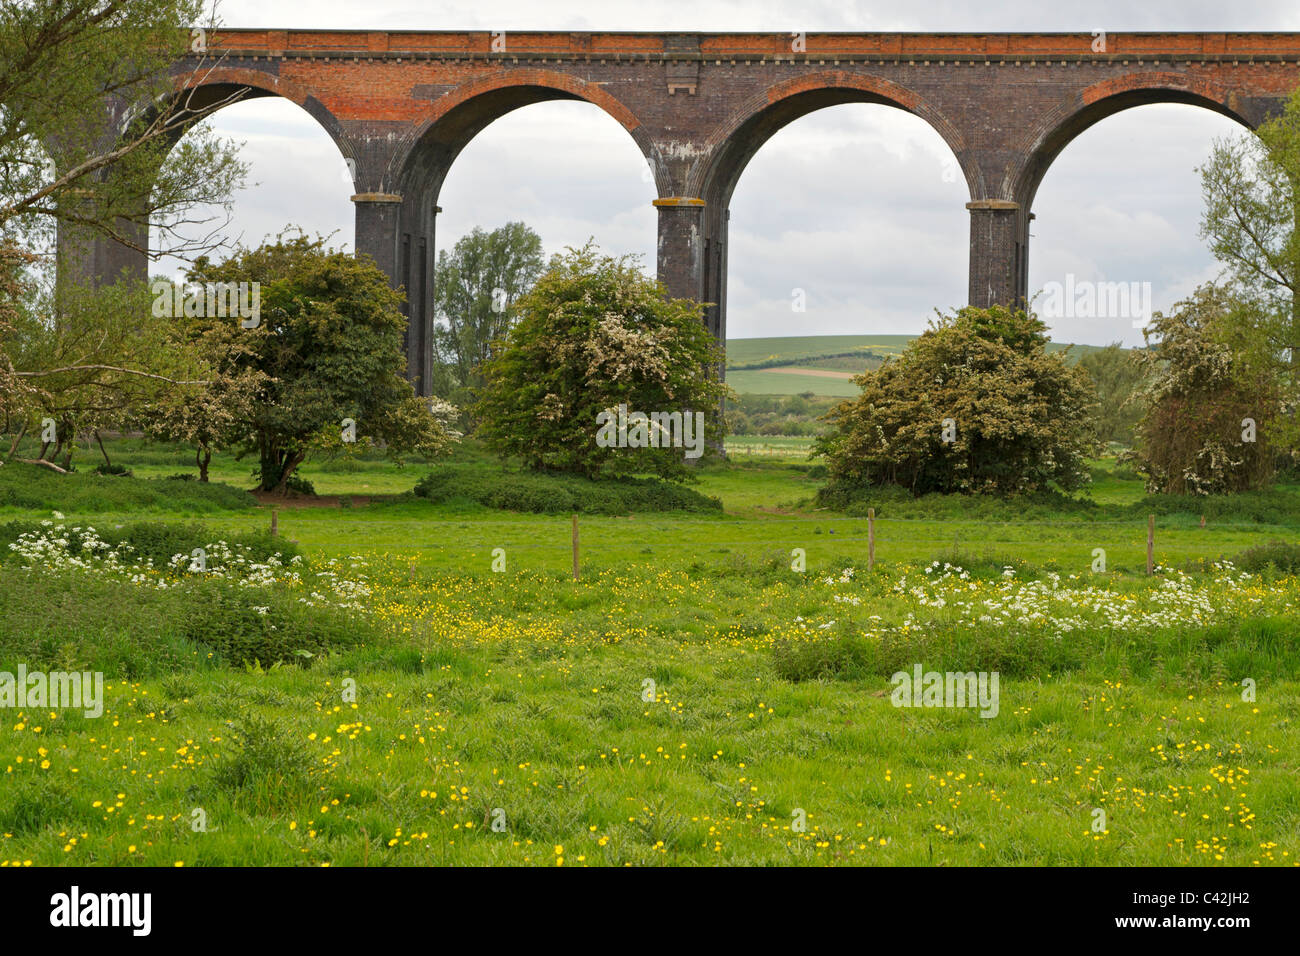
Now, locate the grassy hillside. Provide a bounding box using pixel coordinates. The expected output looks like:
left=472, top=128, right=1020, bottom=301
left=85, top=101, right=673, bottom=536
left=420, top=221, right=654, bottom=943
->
left=725, top=368, right=861, bottom=397
left=726, top=334, right=913, bottom=367
left=725, top=334, right=1121, bottom=397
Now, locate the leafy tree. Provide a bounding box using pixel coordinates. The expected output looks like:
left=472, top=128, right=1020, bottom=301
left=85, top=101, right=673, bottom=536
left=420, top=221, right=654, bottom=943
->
left=185, top=233, right=459, bottom=494
left=1198, top=88, right=1300, bottom=474
left=1199, top=87, right=1300, bottom=368
left=1131, top=285, right=1281, bottom=494
left=432, top=222, right=544, bottom=398
left=141, top=283, right=267, bottom=481
left=0, top=1, right=246, bottom=263
left=474, top=242, right=729, bottom=481
left=815, top=306, right=1097, bottom=496
left=0, top=2, right=248, bottom=466
left=2, top=250, right=198, bottom=470
left=1077, top=343, right=1149, bottom=446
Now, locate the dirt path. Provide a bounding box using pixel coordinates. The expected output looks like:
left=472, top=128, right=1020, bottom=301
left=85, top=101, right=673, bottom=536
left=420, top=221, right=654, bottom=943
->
left=251, top=491, right=375, bottom=509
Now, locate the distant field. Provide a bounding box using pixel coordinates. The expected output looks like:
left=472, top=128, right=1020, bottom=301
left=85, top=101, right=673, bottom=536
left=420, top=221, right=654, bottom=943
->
left=726, top=368, right=861, bottom=397
left=725, top=334, right=1119, bottom=397
left=725, top=335, right=905, bottom=397
left=726, top=334, right=913, bottom=368
left=726, top=434, right=818, bottom=458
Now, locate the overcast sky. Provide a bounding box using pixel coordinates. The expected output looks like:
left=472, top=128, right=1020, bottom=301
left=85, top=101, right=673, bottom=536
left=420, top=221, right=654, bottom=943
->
left=156, top=1, right=1300, bottom=347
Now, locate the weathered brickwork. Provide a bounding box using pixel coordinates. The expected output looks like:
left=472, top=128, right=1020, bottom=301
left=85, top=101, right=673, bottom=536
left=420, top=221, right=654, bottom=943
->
left=74, top=30, right=1300, bottom=392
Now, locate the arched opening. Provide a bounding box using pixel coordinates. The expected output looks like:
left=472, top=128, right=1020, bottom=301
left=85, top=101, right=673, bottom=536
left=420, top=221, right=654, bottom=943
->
left=1026, top=94, right=1255, bottom=348
left=431, top=99, right=656, bottom=266
left=703, top=89, right=970, bottom=375
left=149, top=87, right=353, bottom=283
left=395, top=81, right=655, bottom=394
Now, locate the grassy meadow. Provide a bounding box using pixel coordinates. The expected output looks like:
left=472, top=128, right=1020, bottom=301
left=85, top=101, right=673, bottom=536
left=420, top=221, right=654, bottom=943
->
left=1, top=431, right=1298, bottom=867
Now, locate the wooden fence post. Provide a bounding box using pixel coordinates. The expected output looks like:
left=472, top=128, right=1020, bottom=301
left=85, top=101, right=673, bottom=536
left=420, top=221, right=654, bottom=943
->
left=868, top=508, right=876, bottom=573
left=571, top=514, right=580, bottom=582
left=1146, top=514, right=1154, bottom=575
left=270, top=507, right=278, bottom=537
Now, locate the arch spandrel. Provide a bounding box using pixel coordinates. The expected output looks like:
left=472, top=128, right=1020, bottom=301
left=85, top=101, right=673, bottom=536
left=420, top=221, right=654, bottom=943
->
left=393, top=69, right=654, bottom=200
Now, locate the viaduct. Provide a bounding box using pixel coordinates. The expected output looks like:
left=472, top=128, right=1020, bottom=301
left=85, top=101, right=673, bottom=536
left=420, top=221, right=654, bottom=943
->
left=77, top=29, right=1300, bottom=393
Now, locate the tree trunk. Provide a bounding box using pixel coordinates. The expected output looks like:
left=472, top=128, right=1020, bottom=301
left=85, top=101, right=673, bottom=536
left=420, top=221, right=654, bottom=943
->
left=1291, top=287, right=1299, bottom=367
left=257, top=437, right=280, bottom=492
left=271, top=450, right=307, bottom=495
left=18, top=458, right=68, bottom=474
left=5, top=422, right=27, bottom=461
left=95, top=430, right=112, bottom=467
left=197, top=447, right=210, bottom=482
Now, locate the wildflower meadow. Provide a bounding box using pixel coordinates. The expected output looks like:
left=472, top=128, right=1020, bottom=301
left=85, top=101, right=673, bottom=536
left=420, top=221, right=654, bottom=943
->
left=1, top=445, right=1296, bottom=869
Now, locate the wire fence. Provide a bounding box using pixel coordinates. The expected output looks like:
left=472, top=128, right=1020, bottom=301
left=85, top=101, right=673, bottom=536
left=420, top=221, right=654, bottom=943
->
left=256, top=510, right=1279, bottom=580
left=14, top=508, right=1289, bottom=578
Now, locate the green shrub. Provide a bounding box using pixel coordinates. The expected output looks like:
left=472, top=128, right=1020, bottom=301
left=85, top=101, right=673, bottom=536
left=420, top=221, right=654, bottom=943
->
left=0, top=462, right=256, bottom=513
left=0, top=568, right=205, bottom=676
left=178, top=577, right=367, bottom=667
left=474, top=242, right=729, bottom=480
left=818, top=477, right=1300, bottom=527
left=210, top=714, right=315, bottom=792
left=103, top=522, right=296, bottom=568
left=827, top=483, right=1098, bottom=522
left=815, top=306, right=1097, bottom=496
left=412, top=465, right=722, bottom=514
left=0, top=564, right=374, bottom=676
left=1132, top=490, right=1300, bottom=525
left=1234, top=540, right=1300, bottom=574
left=284, top=473, right=316, bottom=497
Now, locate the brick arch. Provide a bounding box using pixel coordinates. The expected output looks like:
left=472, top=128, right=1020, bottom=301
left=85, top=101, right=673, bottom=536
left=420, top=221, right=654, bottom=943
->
left=1009, top=71, right=1257, bottom=206
left=690, top=70, right=975, bottom=205
left=169, top=66, right=349, bottom=152
left=426, top=68, right=643, bottom=133
left=391, top=68, right=655, bottom=196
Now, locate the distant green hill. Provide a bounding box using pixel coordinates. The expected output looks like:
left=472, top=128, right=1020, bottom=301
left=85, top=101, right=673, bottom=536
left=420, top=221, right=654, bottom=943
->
left=726, top=334, right=913, bottom=368
left=724, top=334, right=1121, bottom=397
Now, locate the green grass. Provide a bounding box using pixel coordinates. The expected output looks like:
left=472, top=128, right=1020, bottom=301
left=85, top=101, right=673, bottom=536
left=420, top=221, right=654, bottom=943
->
left=0, top=457, right=259, bottom=512
left=2, top=436, right=1298, bottom=866
left=3, top=439, right=1296, bottom=572
left=2, top=561, right=1297, bottom=866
